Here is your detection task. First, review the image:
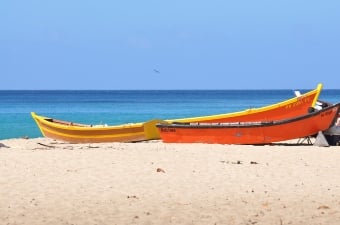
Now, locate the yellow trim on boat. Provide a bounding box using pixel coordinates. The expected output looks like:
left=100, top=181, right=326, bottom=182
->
left=166, top=83, right=323, bottom=123
left=311, top=83, right=323, bottom=107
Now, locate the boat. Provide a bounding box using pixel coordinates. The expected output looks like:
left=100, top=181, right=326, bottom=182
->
left=166, top=83, right=323, bottom=123
left=31, top=112, right=164, bottom=143
left=156, top=103, right=340, bottom=145
left=31, top=83, right=323, bottom=143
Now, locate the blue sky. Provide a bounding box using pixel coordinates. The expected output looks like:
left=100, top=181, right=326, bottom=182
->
left=1, top=0, right=339, bottom=90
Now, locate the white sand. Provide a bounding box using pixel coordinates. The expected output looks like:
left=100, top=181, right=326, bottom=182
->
left=1, top=137, right=340, bottom=225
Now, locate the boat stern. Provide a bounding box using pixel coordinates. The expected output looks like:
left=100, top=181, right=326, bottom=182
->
left=143, top=119, right=167, bottom=140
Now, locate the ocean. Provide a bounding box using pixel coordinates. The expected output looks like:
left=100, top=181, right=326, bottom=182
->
left=1, top=89, right=339, bottom=140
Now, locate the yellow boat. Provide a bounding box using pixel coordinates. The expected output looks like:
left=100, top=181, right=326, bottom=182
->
left=31, top=112, right=164, bottom=143
left=32, top=83, right=322, bottom=143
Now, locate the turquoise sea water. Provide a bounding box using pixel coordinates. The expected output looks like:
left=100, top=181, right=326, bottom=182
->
left=1, top=89, right=339, bottom=140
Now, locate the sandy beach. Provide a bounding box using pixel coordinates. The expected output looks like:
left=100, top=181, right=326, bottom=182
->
left=1, top=138, right=340, bottom=225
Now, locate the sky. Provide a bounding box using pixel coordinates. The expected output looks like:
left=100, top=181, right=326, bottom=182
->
left=1, top=0, right=339, bottom=90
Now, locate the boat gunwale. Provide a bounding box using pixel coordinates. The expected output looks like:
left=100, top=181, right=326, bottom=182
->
left=31, top=112, right=144, bottom=131
left=157, top=102, right=340, bottom=129
left=165, top=83, right=323, bottom=123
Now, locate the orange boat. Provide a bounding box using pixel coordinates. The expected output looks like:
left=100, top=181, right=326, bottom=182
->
left=156, top=103, right=340, bottom=145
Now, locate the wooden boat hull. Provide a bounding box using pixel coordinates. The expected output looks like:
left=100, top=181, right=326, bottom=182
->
left=167, top=83, right=323, bottom=123
left=31, top=112, right=164, bottom=143
left=157, top=103, right=340, bottom=145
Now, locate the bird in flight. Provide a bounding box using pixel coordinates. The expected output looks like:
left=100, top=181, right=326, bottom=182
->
left=153, top=69, right=160, bottom=73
